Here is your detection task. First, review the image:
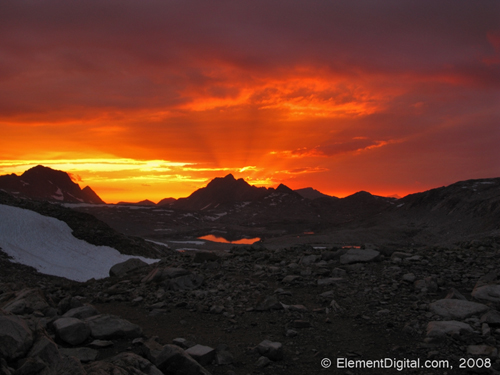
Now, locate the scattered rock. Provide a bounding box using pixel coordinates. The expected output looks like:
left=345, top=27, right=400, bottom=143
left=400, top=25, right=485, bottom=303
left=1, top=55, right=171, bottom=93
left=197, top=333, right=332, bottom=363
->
left=340, top=249, right=380, bottom=264
left=256, top=340, right=283, bottom=361
left=429, top=299, right=489, bottom=320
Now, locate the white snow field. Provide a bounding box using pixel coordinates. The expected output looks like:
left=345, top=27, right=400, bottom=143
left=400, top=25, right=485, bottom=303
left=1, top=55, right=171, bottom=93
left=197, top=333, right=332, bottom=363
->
left=0, top=204, right=158, bottom=282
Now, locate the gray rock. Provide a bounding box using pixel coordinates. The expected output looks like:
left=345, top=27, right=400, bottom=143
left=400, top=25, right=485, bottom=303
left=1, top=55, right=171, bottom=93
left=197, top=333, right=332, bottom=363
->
left=472, top=284, right=500, bottom=303
left=2, top=288, right=50, bottom=315
left=429, top=299, right=489, bottom=319
left=142, top=268, right=164, bottom=284
left=216, top=349, right=234, bottom=365
left=331, top=268, right=347, bottom=277
left=63, top=305, right=100, bottom=320
left=282, top=275, right=301, bottom=283
left=13, top=356, right=46, bottom=375
left=53, top=317, right=90, bottom=346
left=300, top=255, right=318, bottom=265
left=162, top=267, right=191, bottom=279
left=340, top=249, right=380, bottom=264
left=163, top=274, right=204, bottom=291
left=27, top=334, right=60, bottom=368
left=467, top=345, right=498, bottom=357
left=0, top=315, right=33, bottom=360
left=317, top=278, right=345, bottom=286
left=255, top=295, right=283, bottom=311
left=445, top=288, right=468, bottom=301
left=89, top=339, right=114, bottom=348
left=85, top=352, right=163, bottom=375
left=286, top=329, right=298, bottom=337
left=85, top=314, right=143, bottom=339
left=185, top=344, right=216, bottom=365
left=256, top=356, right=271, bottom=368
left=402, top=273, right=416, bottom=283
left=172, top=338, right=196, bottom=349
left=60, top=347, right=98, bottom=362
left=109, top=258, right=148, bottom=277
left=426, top=321, right=473, bottom=337
left=256, top=340, right=283, bottom=361
left=480, top=310, right=500, bottom=326
left=150, top=344, right=211, bottom=375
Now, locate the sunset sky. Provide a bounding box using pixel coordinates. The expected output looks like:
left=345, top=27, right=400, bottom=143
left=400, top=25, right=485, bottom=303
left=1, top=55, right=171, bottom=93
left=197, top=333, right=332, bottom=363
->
left=1, top=1, right=499, bottom=203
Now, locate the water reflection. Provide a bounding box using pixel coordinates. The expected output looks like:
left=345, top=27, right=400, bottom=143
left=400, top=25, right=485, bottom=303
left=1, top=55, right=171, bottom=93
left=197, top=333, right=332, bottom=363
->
left=198, top=234, right=260, bottom=245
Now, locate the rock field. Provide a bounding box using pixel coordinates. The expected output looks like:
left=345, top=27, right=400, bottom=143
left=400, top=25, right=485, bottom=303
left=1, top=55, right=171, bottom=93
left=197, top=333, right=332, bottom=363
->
left=2, top=238, right=500, bottom=374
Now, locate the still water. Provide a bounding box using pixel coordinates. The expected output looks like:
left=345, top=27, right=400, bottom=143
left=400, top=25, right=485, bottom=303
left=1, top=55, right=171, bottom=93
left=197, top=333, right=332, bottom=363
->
left=197, top=234, right=260, bottom=245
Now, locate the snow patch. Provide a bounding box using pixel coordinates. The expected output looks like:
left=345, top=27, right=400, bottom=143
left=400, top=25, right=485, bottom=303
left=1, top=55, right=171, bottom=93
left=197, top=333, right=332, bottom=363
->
left=0, top=204, right=158, bottom=282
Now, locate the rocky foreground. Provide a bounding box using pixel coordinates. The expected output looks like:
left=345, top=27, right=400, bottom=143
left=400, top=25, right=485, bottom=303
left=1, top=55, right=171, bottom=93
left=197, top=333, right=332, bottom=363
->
left=2, top=239, right=500, bottom=375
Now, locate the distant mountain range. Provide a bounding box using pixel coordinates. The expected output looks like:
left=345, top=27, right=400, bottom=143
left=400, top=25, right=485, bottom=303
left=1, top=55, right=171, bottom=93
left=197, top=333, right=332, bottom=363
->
left=1, top=165, right=499, bottom=246
left=0, top=165, right=104, bottom=204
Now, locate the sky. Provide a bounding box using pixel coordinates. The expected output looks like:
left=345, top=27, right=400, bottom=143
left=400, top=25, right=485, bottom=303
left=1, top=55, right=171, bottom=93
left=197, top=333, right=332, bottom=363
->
left=1, top=0, right=499, bottom=203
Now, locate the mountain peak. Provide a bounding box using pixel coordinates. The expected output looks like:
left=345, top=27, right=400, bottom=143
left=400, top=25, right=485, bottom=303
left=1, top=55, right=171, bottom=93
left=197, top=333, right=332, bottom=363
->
left=0, top=165, right=105, bottom=204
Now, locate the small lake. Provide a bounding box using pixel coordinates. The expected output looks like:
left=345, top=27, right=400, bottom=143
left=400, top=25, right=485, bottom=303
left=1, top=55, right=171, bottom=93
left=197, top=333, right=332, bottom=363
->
left=197, top=234, right=261, bottom=245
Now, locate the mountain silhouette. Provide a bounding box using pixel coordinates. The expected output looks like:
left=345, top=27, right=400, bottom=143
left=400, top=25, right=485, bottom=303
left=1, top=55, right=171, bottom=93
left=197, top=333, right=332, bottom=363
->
left=0, top=165, right=105, bottom=204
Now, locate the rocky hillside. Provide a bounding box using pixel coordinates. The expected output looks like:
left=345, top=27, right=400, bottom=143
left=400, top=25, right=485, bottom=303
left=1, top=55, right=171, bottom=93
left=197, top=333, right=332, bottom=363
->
left=0, top=190, right=169, bottom=259
left=0, top=165, right=105, bottom=204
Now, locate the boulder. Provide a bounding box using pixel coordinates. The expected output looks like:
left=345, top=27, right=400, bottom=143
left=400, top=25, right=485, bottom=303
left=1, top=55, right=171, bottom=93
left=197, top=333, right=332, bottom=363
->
left=150, top=344, right=212, bottom=375
left=85, top=352, right=163, bottom=375
left=256, top=340, right=283, bottom=361
left=472, top=284, right=500, bottom=303
left=2, top=288, right=50, bottom=315
left=0, top=315, right=33, bottom=360
left=340, top=249, right=380, bottom=264
left=429, top=299, right=489, bottom=319
left=467, top=345, right=498, bottom=357
left=85, top=314, right=143, bottom=339
left=109, top=258, right=148, bottom=277
left=185, top=345, right=216, bottom=366
left=63, top=305, right=100, bottom=320
left=480, top=310, right=500, bottom=326
left=426, top=321, right=473, bottom=338
left=255, top=295, right=283, bottom=311
left=53, top=317, right=90, bottom=346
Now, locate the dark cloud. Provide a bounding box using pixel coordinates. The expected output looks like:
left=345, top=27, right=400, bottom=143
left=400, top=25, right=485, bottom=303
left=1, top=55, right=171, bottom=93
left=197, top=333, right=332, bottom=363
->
left=1, top=0, right=499, bottom=190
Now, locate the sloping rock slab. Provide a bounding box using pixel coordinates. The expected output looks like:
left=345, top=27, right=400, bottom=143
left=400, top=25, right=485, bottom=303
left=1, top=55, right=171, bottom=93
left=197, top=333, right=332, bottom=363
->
left=472, top=285, right=500, bottom=303
left=109, top=258, right=148, bottom=277
left=429, top=299, right=488, bottom=319
left=340, top=249, right=380, bottom=264
left=85, top=314, right=142, bottom=339
left=0, top=314, right=33, bottom=360
left=151, top=344, right=211, bottom=375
